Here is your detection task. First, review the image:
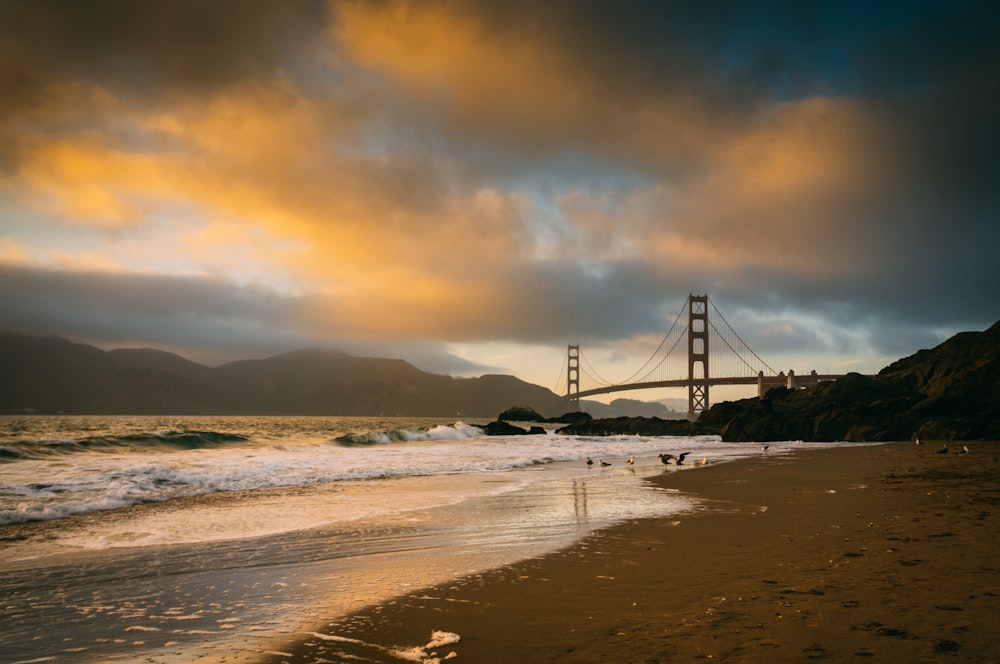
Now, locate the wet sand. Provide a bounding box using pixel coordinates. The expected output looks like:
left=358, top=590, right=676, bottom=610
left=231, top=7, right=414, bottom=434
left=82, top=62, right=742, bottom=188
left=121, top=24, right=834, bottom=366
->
left=269, top=441, right=1000, bottom=662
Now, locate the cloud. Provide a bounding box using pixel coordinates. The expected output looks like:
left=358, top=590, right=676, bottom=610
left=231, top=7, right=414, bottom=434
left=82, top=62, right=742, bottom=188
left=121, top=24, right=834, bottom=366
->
left=0, top=261, right=498, bottom=375
left=1, top=0, right=998, bottom=388
left=0, top=0, right=324, bottom=109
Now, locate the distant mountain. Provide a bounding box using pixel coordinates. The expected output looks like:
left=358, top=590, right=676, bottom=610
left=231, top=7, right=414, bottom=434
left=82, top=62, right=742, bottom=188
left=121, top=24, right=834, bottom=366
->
left=581, top=398, right=685, bottom=419
left=0, top=333, right=567, bottom=417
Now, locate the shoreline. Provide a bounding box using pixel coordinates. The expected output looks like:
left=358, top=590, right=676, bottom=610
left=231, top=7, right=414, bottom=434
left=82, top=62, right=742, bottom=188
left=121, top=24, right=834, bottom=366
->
left=268, top=441, right=1000, bottom=663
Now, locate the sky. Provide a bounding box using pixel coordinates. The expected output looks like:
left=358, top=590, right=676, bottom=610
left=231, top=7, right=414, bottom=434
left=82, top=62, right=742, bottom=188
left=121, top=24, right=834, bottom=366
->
left=1, top=0, right=998, bottom=400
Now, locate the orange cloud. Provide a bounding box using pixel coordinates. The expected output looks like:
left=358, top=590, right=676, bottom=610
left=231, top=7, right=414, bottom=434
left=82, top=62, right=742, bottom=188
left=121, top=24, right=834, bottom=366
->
left=6, top=73, right=555, bottom=339
left=723, top=97, right=881, bottom=200
left=333, top=1, right=626, bottom=144
left=19, top=135, right=160, bottom=228
left=548, top=97, right=891, bottom=279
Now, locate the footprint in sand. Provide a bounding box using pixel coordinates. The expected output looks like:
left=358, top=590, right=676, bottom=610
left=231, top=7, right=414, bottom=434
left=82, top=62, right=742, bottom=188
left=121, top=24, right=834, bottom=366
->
left=803, top=643, right=828, bottom=659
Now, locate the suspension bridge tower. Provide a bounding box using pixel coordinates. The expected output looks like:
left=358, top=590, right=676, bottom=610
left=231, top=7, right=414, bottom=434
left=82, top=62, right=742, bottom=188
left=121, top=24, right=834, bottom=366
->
left=687, top=294, right=709, bottom=420
left=567, top=344, right=580, bottom=410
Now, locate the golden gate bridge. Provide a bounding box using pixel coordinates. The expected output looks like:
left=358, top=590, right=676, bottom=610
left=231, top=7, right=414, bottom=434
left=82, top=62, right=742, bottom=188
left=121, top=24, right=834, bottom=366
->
left=558, top=294, right=849, bottom=419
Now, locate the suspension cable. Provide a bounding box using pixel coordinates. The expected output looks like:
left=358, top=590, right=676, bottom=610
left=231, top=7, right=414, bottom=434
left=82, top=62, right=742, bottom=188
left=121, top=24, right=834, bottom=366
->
left=552, top=353, right=567, bottom=395
left=709, top=298, right=777, bottom=375
left=579, top=347, right=615, bottom=387
left=616, top=299, right=688, bottom=384
left=634, top=325, right=687, bottom=382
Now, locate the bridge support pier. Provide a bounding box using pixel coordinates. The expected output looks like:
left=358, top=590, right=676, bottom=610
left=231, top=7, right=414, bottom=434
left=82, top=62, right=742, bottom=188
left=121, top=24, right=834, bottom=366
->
left=786, top=369, right=799, bottom=389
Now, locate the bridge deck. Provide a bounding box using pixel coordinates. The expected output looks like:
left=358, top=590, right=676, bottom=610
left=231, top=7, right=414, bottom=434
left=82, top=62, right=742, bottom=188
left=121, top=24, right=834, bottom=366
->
left=572, top=375, right=851, bottom=400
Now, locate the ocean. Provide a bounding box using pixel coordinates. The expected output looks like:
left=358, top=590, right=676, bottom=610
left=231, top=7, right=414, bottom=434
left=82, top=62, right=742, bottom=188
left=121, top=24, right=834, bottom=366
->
left=0, top=415, right=844, bottom=663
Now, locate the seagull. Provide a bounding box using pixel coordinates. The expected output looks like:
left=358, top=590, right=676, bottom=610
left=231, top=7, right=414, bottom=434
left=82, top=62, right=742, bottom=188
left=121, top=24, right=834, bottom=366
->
left=659, top=453, right=675, bottom=465
left=936, top=445, right=949, bottom=454
left=700, top=457, right=708, bottom=466
left=960, top=445, right=970, bottom=455
left=586, top=457, right=594, bottom=466
left=675, top=452, right=690, bottom=466
left=915, top=438, right=922, bottom=446
left=761, top=445, right=770, bottom=453
left=626, top=455, right=635, bottom=466
left=600, top=460, right=612, bottom=467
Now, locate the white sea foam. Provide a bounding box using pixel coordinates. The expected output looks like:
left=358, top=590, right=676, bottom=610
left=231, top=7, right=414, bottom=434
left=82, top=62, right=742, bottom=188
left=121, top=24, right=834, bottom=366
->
left=392, top=631, right=462, bottom=662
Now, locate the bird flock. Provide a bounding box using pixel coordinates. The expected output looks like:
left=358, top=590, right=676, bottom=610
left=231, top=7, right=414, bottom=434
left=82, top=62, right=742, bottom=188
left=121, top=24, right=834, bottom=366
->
left=587, top=443, right=777, bottom=469
left=915, top=439, right=970, bottom=455
left=588, top=439, right=972, bottom=471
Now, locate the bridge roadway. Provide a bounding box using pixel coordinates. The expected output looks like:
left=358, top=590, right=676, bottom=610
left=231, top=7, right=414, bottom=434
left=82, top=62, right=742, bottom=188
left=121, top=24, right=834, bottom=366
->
left=572, top=372, right=850, bottom=401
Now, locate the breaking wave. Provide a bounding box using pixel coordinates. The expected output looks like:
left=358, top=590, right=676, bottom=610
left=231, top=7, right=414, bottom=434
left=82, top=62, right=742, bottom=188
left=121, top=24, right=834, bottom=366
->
left=1, top=430, right=250, bottom=461
left=333, top=422, right=485, bottom=446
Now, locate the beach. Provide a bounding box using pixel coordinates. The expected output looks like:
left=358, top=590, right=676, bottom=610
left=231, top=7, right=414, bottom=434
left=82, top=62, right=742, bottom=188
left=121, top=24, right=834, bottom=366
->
left=271, top=441, right=1000, bottom=663
left=1, top=417, right=772, bottom=664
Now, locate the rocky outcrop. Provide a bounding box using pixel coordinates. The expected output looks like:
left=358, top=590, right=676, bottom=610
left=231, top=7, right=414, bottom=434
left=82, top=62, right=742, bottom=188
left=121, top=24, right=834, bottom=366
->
left=547, top=411, right=593, bottom=424
left=497, top=405, right=547, bottom=422
left=557, top=416, right=706, bottom=437
left=484, top=406, right=593, bottom=435
left=497, top=406, right=593, bottom=425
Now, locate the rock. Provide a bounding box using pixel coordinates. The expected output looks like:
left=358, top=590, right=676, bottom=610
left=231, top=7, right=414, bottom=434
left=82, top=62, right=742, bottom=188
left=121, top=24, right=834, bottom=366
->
left=557, top=416, right=708, bottom=437
left=484, top=420, right=532, bottom=436
left=547, top=411, right=592, bottom=424
left=497, top=405, right=547, bottom=422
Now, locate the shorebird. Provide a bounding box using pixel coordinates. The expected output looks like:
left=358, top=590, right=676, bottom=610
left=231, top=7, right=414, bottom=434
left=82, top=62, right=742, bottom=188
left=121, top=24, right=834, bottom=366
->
left=626, top=455, right=635, bottom=466
left=761, top=445, right=770, bottom=453
left=960, top=445, right=970, bottom=455
left=936, top=445, right=949, bottom=454
left=586, top=456, right=594, bottom=466
left=915, top=438, right=922, bottom=446
left=600, top=460, right=612, bottom=467
left=700, top=457, right=708, bottom=466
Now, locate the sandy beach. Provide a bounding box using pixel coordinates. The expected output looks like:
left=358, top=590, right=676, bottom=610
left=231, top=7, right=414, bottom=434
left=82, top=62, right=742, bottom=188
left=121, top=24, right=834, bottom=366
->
left=269, top=441, right=1000, bottom=663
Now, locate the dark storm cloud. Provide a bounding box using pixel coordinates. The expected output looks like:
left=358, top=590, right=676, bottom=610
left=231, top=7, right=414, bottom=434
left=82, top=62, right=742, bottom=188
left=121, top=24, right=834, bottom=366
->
left=0, top=263, right=308, bottom=352
left=0, top=0, right=325, bottom=108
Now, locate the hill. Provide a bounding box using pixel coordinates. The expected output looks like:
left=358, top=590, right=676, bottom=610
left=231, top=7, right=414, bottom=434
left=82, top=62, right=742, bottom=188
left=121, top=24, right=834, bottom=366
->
left=0, top=333, right=566, bottom=417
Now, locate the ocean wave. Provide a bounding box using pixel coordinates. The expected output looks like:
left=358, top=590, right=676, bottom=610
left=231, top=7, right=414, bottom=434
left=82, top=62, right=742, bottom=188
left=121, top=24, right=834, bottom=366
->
left=333, top=422, right=483, bottom=446
left=5, top=430, right=251, bottom=458
left=0, top=446, right=33, bottom=463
